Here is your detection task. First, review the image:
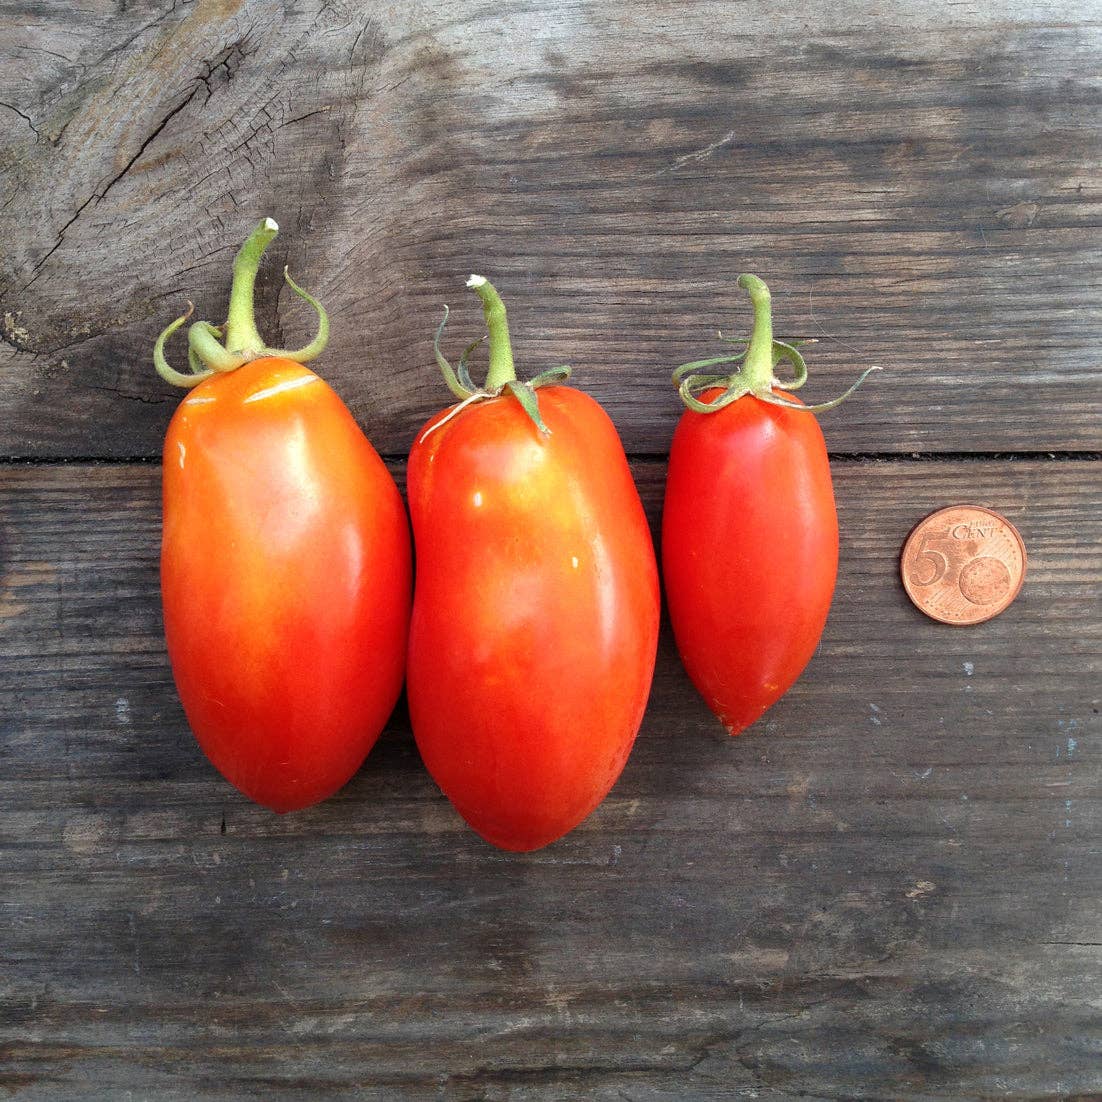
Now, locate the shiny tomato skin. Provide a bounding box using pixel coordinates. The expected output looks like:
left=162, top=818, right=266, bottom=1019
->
left=662, top=388, right=838, bottom=735
left=161, top=357, right=411, bottom=812
left=407, top=386, right=660, bottom=851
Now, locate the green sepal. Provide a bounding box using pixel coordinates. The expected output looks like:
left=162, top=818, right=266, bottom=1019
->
left=258, top=267, right=329, bottom=364
left=189, top=321, right=244, bottom=373
left=770, top=339, right=808, bottom=390
left=527, top=365, right=571, bottom=388
left=457, top=337, right=487, bottom=394
left=672, top=351, right=747, bottom=385
left=433, top=306, right=470, bottom=400
left=503, top=380, right=550, bottom=435
left=154, top=304, right=214, bottom=389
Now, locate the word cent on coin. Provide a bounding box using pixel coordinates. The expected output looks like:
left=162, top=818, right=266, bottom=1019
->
left=901, top=505, right=1026, bottom=625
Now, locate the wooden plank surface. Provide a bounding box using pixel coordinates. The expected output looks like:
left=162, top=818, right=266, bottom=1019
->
left=1, top=0, right=1101, bottom=458
left=1, top=459, right=1099, bottom=1099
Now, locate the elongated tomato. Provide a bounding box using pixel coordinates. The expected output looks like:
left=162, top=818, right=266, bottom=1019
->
left=407, top=278, right=659, bottom=851
left=663, top=389, right=837, bottom=733
left=662, top=275, right=876, bottom=736
left=155, top=220, right=410, bottom=811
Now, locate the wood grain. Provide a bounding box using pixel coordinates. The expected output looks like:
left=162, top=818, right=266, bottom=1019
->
left=1, top=459, right=1098, bottom=1099
left=1, top=0, right=1100, bottom=459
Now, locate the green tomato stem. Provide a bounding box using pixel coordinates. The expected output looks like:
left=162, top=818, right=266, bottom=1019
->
left=467, top=275, right=517, bottom=390
left=223, top=218, right=278, bottom=355
left=735, top=273, right=775, bottom=392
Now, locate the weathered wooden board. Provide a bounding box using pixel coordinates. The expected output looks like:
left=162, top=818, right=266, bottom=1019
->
left=1, top=0, right=1100, bottom=459
left=1, top=459, right=1098, bottom=1099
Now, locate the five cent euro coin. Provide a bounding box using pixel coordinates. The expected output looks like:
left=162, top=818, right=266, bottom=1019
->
left=901, top=505, right=1026, bottom=625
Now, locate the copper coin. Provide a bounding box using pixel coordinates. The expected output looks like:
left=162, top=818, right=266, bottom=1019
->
left=901, top=505, right=1026, bottom=625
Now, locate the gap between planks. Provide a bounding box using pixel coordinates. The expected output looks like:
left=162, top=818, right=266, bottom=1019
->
left=0, top=451, right=1100, bottom=466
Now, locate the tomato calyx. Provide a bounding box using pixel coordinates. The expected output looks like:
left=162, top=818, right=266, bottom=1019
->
left=153, top=218, right=329, bottom=389
left=427, top=275, right=571, bottom=439
left=673, top=273, right=880, bottom=415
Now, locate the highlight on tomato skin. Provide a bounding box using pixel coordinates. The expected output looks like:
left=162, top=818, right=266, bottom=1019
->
left=405, top=276, right=660, bottom=851
left=661, top=274, right=877, bottom=737
left=154, top=219, right=412, bottom=812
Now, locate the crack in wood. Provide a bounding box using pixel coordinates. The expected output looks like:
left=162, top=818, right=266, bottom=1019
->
left=14, top=32, right=266, bottom=305
left=0, top=102, right=40, bottom=141
left=19, top=83, right=206, bottom=297
left=82, top=0, right=186, bottom=76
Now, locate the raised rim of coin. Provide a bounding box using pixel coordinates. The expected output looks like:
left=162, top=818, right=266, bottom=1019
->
left=900, top=504, right=1027, bottom=626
